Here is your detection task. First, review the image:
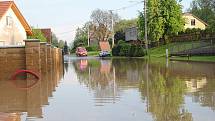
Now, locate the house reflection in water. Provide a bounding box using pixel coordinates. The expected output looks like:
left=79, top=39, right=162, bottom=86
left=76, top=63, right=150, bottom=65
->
left=0, top=63, right=63, bottom=119
left=185, top=77, right=207, bottom=93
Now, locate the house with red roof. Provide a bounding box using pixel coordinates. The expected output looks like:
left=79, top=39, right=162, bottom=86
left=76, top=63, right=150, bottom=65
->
left=0, top=1, right=32, bottom=46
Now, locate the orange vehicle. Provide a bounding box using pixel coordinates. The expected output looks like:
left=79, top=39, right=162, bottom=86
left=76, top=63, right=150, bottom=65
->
left=76, top=47, right=88, bottom=56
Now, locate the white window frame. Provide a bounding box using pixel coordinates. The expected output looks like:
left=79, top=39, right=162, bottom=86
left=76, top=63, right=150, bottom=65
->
left=0, top=41, right=5, bottom=46
left=6, top=16, right=13, bottom=28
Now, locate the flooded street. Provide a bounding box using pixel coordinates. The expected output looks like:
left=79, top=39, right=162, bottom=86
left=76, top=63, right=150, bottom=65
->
left=1, top=57, right=215, bottom=121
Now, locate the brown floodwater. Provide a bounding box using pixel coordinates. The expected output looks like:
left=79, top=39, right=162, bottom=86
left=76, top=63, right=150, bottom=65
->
left=0, top=57, right=215, bottom=121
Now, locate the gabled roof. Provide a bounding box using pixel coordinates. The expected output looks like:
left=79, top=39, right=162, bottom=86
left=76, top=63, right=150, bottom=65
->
left=99, top=41, right=111, bottom=51
left=183, top=12, right=208, bottom=26
left=0, top=1, right=32, bottom=35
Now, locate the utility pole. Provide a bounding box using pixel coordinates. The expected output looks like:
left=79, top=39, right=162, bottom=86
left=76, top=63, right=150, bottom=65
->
left=88, top=24, right=90, bottom=47
left=110, top=10, right=115, bottom=48
left=144, top=0, right=148, bottom=54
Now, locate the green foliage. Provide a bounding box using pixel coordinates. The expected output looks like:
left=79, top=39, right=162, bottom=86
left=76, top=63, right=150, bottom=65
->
left=119, top=43, right=131, bottom=56
left=189, top=0, right=215, bottom=32
left=112, top=42, right=145, bottom=57
left=147, top=0, right=164, bottom=42
left=28, top=29, right=47, bottom=42
left=138, top=0, right=185, bottom=44
left=58, top=40, right=65, bottom=49
left=112, top=45, right=121, bottom=56
left=118, top=40, right=126, bottom=45
left=71, top=23, right=89, bottom=52
left=137, top=12, right=145, bottom=41
left=114, top=19, right=138, bottom=32
left=85, top=45, right=99, bottom=51
left=52, top=33, right=59, bottom=47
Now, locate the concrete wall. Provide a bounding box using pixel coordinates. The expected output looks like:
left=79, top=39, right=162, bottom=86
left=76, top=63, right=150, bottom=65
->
left=0, top=40, right=63, bottom=118
left=0, top=8, right=27, bottom=46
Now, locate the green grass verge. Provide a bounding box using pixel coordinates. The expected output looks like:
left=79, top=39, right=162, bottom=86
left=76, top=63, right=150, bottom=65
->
left=87, top=51, right=100, bottom=56
left=147, top=42, right=215, bottom=62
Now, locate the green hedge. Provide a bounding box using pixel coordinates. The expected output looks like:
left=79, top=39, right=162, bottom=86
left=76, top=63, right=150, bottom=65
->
left=85, top=46, right=99, bottom=51
left=112, top=42, right=145, bottom=57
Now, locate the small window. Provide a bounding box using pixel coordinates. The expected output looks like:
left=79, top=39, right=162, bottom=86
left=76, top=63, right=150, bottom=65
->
left=6, top=16, right=13, bottom=28
left=191, top=19, right=196, bottom=26
left=0, top=41, right=5, bottom=46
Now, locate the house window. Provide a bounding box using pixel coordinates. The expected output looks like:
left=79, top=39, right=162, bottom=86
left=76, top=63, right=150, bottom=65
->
left=191, top=19, right=196, bottom=26
left=0, top=41, right=5, bottom=46
left=6, top=16, right=13, bottom=28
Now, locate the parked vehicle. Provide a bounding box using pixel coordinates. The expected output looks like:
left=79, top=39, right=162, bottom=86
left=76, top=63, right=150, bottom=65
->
left=76, top=47, right=88, bottom=56
left=99, top=51, right=111, bottom=57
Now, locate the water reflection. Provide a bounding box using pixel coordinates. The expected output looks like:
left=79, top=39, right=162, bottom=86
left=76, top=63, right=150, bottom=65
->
left=0, top=62, right=63, bottom=119
left=72, top=58, right=215, bottom=121
left=1, top=57, right=215, bottom=121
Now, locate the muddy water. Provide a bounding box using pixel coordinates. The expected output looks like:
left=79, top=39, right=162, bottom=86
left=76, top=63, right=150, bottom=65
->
left=0, top=57, right=215, bottom=121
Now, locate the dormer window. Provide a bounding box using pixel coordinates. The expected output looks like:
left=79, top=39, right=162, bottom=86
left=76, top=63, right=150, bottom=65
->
left=6, top=16, right=13, bottom=28
left=191, top=19, right=196, bottom=26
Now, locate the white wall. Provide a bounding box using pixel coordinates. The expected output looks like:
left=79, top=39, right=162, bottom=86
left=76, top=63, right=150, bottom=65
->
left=0, top=8, right=27, bottom=46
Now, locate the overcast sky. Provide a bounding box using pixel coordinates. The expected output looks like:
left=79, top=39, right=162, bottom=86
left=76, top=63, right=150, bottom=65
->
left=11, top=0, right=192, bottom=43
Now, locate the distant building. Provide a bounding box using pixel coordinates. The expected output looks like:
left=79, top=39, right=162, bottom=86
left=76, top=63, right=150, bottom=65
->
left=183, top=13, right=208, bottom=30
left=36, top=28, right=52, bottom=44
left=0, top=1, right=32, bottom=46
left=125, top=27, right=138, bottom=42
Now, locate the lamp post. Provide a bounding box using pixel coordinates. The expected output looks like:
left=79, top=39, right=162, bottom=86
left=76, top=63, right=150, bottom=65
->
left=144, top=0, right=148, bottom=54
left=109, top=10, right=115, bottom=48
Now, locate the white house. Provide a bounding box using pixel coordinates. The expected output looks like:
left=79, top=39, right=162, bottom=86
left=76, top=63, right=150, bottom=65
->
left=183, top=13, right=208, bottom=30
left=0, top=1, right=32, bottom=46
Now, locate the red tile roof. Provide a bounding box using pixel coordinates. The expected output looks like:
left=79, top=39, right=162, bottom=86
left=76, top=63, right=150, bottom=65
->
left=99, top=41, right=111, bottom=51
left=40, top=28, right=52, bottom=44
left=0, top=1, right=32, bottom=35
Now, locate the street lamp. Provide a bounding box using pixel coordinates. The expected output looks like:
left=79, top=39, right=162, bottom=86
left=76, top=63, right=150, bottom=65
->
left=109, top=10, right=115, bottom=48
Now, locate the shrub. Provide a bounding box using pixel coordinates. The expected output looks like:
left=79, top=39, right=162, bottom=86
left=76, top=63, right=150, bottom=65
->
left=135, top=45, right=145, bottom=57
left=112, top=41, right=145, bottom=57
left=112, top=45, right=121, bottom=56
left=85, top=46, right=99, bottom=51
left=119, top=43, right=131, bottom=56
left=118, top=40, right=126, bottom=45
left=129, top=44, right=137, bottom=57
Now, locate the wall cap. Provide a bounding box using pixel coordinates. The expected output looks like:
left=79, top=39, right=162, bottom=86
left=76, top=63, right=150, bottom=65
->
left=0, top=45, right=25, bottom=48
left=24, top=39, right=40, bottom=42
left=40, top=42, right=47, bottom=45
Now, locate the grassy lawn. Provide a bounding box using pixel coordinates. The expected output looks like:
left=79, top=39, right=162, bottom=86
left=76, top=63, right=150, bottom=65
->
left=148, top=42, right=215, bottom=62
left=88, top=51, right=100, bottom=56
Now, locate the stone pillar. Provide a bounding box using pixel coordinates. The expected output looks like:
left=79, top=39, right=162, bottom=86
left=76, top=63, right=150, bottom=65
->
left=24, top=39, right=42, bottom=118
left=24, top=39, right=41, bottom=76
left=40, top=42, right=49, bottom=105
left=46, top=44, right=53, bottom=97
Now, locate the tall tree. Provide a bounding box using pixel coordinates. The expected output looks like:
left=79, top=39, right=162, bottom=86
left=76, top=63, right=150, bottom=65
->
left=52, top=33, right=59, bottom=47
left=58, top=40, right=65, bottom=49
left=71, top=22, right=89, bottom=51
left=138, top=0, right=184, bottom=44
left=63, top=41, right=69, bottom=55
left=28, top=29, right=47, bottom=42
left=114, top=19, right=137, bottom=43
left=160, top=0, right=185, bottom=43
left=90, top=9, right=120, bottom=42
left=147, top=0, right=164, bottom=44
left=189, top=0, right=215, bottom=31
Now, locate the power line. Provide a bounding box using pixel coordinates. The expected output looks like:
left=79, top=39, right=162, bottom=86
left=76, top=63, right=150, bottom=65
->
left=56, top=30, right=75, bottom=35
left=111, top=1, right=143, bottom=12
left=56, top=2, right=143, bottom=36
